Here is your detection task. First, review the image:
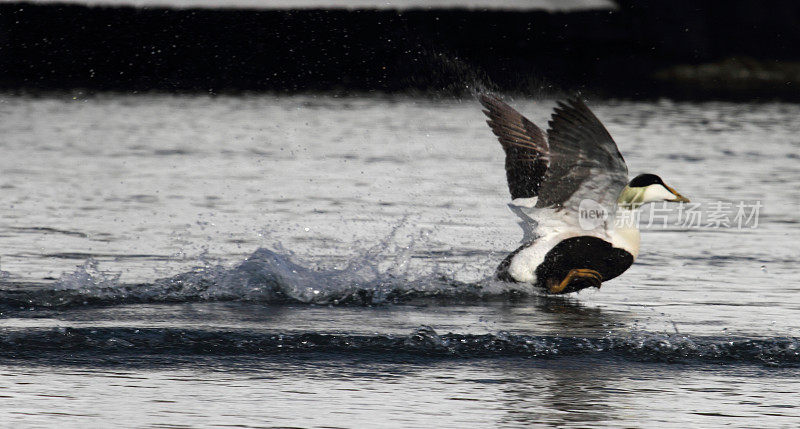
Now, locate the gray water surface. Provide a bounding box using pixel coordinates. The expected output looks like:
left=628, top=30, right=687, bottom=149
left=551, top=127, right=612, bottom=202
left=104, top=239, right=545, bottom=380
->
left=1, top=94, right=799, bottom=427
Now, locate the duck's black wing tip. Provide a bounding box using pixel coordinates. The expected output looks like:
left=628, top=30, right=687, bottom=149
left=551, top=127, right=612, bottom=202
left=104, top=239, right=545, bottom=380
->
left=478, top=93, right=549, bottom=200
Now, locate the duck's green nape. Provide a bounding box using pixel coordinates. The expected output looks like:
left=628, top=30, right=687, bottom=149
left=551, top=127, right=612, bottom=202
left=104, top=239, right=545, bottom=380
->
left=616, top=185, right=645, bottom=209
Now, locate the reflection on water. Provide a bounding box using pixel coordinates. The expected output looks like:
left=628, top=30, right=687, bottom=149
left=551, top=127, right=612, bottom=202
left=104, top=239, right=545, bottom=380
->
left=4, top=357, right=799, bottom=427
left=498, top=360, right=619, bottom=426
left=528, top=295, right=617, bottom=330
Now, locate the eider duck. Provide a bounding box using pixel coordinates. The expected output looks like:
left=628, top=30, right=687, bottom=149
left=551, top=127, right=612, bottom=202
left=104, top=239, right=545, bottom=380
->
left=479, top=95, right=689, bottom=294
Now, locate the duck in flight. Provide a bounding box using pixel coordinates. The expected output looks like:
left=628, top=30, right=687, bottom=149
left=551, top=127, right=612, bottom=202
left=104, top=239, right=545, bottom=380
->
left=479, top=95, right=690, bottom=294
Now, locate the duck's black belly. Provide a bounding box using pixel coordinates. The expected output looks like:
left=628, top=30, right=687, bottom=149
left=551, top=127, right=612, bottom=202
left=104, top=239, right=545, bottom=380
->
left=497, top=236, right=634, bottom=293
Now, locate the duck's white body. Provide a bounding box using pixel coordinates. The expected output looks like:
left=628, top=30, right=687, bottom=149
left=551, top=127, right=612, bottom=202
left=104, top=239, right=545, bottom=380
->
left=505, top=199, right=641, bottom=284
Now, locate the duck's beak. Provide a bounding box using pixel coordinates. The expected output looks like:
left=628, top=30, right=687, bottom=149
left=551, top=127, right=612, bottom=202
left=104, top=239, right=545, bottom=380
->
left=665, top=184, right=690, bottom=203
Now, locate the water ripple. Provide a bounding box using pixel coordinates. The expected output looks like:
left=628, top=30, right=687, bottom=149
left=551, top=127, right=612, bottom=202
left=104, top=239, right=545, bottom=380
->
left=0, top=326, right=798, bottom=367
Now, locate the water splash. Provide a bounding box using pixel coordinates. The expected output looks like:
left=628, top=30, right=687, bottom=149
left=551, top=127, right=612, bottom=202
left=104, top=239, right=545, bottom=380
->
left=0, top=232, right=533, bottom=309
left=51, top=258, right=122, bottom=299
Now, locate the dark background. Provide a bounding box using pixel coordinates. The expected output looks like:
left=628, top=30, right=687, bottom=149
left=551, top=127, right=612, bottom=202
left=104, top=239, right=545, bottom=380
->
left=3, top=0, right=800, bottom=98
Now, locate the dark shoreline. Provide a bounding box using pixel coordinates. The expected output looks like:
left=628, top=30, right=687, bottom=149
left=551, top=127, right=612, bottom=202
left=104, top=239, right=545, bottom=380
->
left=3, top=1, right=800, bottom=99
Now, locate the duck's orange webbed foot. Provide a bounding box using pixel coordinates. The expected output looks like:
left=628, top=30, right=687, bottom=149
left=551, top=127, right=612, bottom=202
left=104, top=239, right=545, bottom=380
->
left=547, top=269, right=603, bottom=294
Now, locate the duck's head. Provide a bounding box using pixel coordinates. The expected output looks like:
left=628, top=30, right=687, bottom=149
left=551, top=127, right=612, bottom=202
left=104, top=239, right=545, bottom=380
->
left=618, top=173, right=690, bottom=208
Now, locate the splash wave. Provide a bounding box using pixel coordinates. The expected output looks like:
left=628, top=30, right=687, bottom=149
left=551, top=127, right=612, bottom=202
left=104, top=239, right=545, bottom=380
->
left=0, top=248, right=531, bottom=309
left=1, top=326, right=798, bottom=367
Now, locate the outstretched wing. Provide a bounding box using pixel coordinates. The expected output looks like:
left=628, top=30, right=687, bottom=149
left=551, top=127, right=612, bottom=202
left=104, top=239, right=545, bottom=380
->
left=479, top=94, right=549, bottom=200
left=536, top=97, right=628, bottom=216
